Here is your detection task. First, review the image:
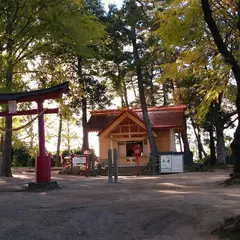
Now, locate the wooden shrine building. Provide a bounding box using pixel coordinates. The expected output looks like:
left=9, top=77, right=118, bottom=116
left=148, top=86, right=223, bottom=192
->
left=86, top=105, right=187, bottom=167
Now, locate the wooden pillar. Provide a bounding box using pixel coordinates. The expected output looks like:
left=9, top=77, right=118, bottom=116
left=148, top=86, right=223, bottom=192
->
left=170, top=129, right=176, bottom=152
left=36, top=101, right=51, bottom=183
left=113, top=148, right=118, bottom=183
left=108, top=149, right=113, bottom=183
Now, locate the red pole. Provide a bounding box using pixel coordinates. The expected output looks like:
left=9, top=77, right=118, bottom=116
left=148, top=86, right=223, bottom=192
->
left=136, top=154, right=139, bottom=176
left=38, top=101, right=45, bottom=157
left=36, top=101, right=51, bottom=183
left=136, top=153, right=139, bottom=176
left=85, top=155, right=88, bottom=177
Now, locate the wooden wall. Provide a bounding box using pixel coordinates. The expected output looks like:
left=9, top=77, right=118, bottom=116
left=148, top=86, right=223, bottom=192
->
left=155, top=129, right=171, bottom=152
left=99, top=129, right=172, bottom=166
left=99, top=138, right=117, bottom=161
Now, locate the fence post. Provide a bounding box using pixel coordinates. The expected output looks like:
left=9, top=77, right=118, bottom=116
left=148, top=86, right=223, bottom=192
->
left=108, top=149, right=113, bottom=183
left=113, top=148, right=118, bottom=183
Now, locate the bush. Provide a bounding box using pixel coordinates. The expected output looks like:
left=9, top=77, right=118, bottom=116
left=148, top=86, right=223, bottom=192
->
left=12, top=147, right=34, bottom=167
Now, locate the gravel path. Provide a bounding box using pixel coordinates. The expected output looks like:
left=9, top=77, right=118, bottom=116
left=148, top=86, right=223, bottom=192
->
left=0, top=169, right=239, bottom=240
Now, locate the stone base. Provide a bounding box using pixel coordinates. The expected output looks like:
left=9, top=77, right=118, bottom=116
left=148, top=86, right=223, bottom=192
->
left=27, top=181, right=60, bottom=192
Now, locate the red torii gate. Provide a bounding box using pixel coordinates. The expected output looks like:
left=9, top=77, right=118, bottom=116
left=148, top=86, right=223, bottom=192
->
left=0, top=82, right=69, bottom=184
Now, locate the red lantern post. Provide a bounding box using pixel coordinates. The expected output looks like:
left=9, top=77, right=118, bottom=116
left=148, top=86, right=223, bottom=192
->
left=133, top=145, right=141, bottom=176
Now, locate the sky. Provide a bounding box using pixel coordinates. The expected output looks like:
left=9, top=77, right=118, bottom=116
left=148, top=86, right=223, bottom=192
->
left=102, top=0, right=123, bottom=10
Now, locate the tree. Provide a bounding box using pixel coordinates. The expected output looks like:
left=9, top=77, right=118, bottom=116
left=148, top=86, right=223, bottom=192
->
left=104, top=1, right=160, bottom=173
left=123, top=0, right=159, bottom=164
left=154, top=0, right=239, bottom=166
left=0, top=0, right=106, bottom=176
left=201, top=0, right=240, bottom=176
left=71, top=56, right=112, bottom=149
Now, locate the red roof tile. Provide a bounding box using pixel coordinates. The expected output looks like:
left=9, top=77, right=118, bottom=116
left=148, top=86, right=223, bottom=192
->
left=86, top=105, right=186, bottom=132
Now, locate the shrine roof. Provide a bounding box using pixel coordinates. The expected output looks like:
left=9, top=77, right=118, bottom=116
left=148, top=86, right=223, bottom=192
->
left=0, top=82, right=69, bottom=103
left=86, top=105, right=186, bottom=132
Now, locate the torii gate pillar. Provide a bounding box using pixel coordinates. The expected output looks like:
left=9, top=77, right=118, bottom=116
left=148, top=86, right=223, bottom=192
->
left=36, top=101, right=51, bottom=183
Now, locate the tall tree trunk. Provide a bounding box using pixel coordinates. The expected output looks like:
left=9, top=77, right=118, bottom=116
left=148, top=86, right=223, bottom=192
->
left=77, top=55, right=89, bottom=150
left=122, top=80, right=129, bottom=108
left=149, top=65, right=156, bottom=106
left=231, top=89, right=240, bottom=175
left=208, top=125, right=217, bottom=165
left=82, top=97, right=89, bottom=149
left=215, top=121, right=226, bottom=164
left=190, top=117, right=207, bottom=160
left=130, top=76, right=138, bottom=98
left=181, top=115, right=192, bottom=165
left=162, top=83, right=168, bottom=106
left=1, top=19, right=14, bottom=177
left=131, top=26, right=158, bottom=174
left=55, top=114, right=63, bottom=167
left=214, top=95, right=226, bottom=164
left=201, top=0, right=240, bottom=176
left=120, top=94, right=125, bottom=108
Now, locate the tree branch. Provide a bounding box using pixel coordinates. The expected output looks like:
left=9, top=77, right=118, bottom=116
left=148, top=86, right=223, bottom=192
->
left=201, top=0, right=237, bottom=66
left=224, top=116, right=238, bottom=129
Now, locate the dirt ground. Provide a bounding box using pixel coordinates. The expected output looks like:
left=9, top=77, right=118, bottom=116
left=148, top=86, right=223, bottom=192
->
left=0, top=169, right=239, bottom=240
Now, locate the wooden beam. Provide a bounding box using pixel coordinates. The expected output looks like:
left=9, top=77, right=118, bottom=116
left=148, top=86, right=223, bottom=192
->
left=118, top=124, right=139, bottom=127
left=0, top=108, right=58, bottom=117
left=111, top=137, right=146, bottom=142
left=111, top=132, right=146, bottom=136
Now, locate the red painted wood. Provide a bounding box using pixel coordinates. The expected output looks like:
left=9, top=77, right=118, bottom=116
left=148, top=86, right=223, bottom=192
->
left=0, top=82, right=69, bottom=184
left=36, top=101, right=51, bottom=183
left=36, top=155, right=51, bottom=183
left=0, top=108, right=58, bottom=116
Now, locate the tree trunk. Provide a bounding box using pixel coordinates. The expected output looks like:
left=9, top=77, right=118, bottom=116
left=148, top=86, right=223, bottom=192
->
left=149, top=65, right=156, bottom=106
left=77, top=55, right=89, bottom=150
left=181, top=115, right=193, bottom=165
left=162, top=83, right=168, bottom=106
left=82, top=97, right=89, bottom=149
left=201, top=0, right=240, bottom=176
left=131, top=26, right=158, bottom=174
left=208, top=124, right=217, bottom=165
left=1, top=117, right=13, bottom=177
left=1, top=23, right=14, bottom=176
left=190, top=117, right=207, bottom=160
left=230, top=68, right=240, bottom=175
left=130, top=76, right=138, bottom=98
left=120, top=95, right=125, bottom=108
left=181, top=132, right=190, bottom=153
left=55, top=114, right=63, bottom=167
left=215, top=121, right=226, bottom=164
left=122, top=80, right=129, bottom=108
left=181, top=116, right=190, bottom=153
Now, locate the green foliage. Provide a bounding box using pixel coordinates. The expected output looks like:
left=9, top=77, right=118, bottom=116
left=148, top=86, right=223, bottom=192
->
left=154, top=0, right=236, bottom=125
left=12, top=145, right=34, bottom=167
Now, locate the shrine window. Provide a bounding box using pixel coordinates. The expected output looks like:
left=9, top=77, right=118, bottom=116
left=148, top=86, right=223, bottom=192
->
left=126, top=141, right=143, bottom=157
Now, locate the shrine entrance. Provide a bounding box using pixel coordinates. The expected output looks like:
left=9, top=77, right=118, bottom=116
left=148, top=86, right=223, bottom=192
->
left=0, top=82, right=69, bottom=184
